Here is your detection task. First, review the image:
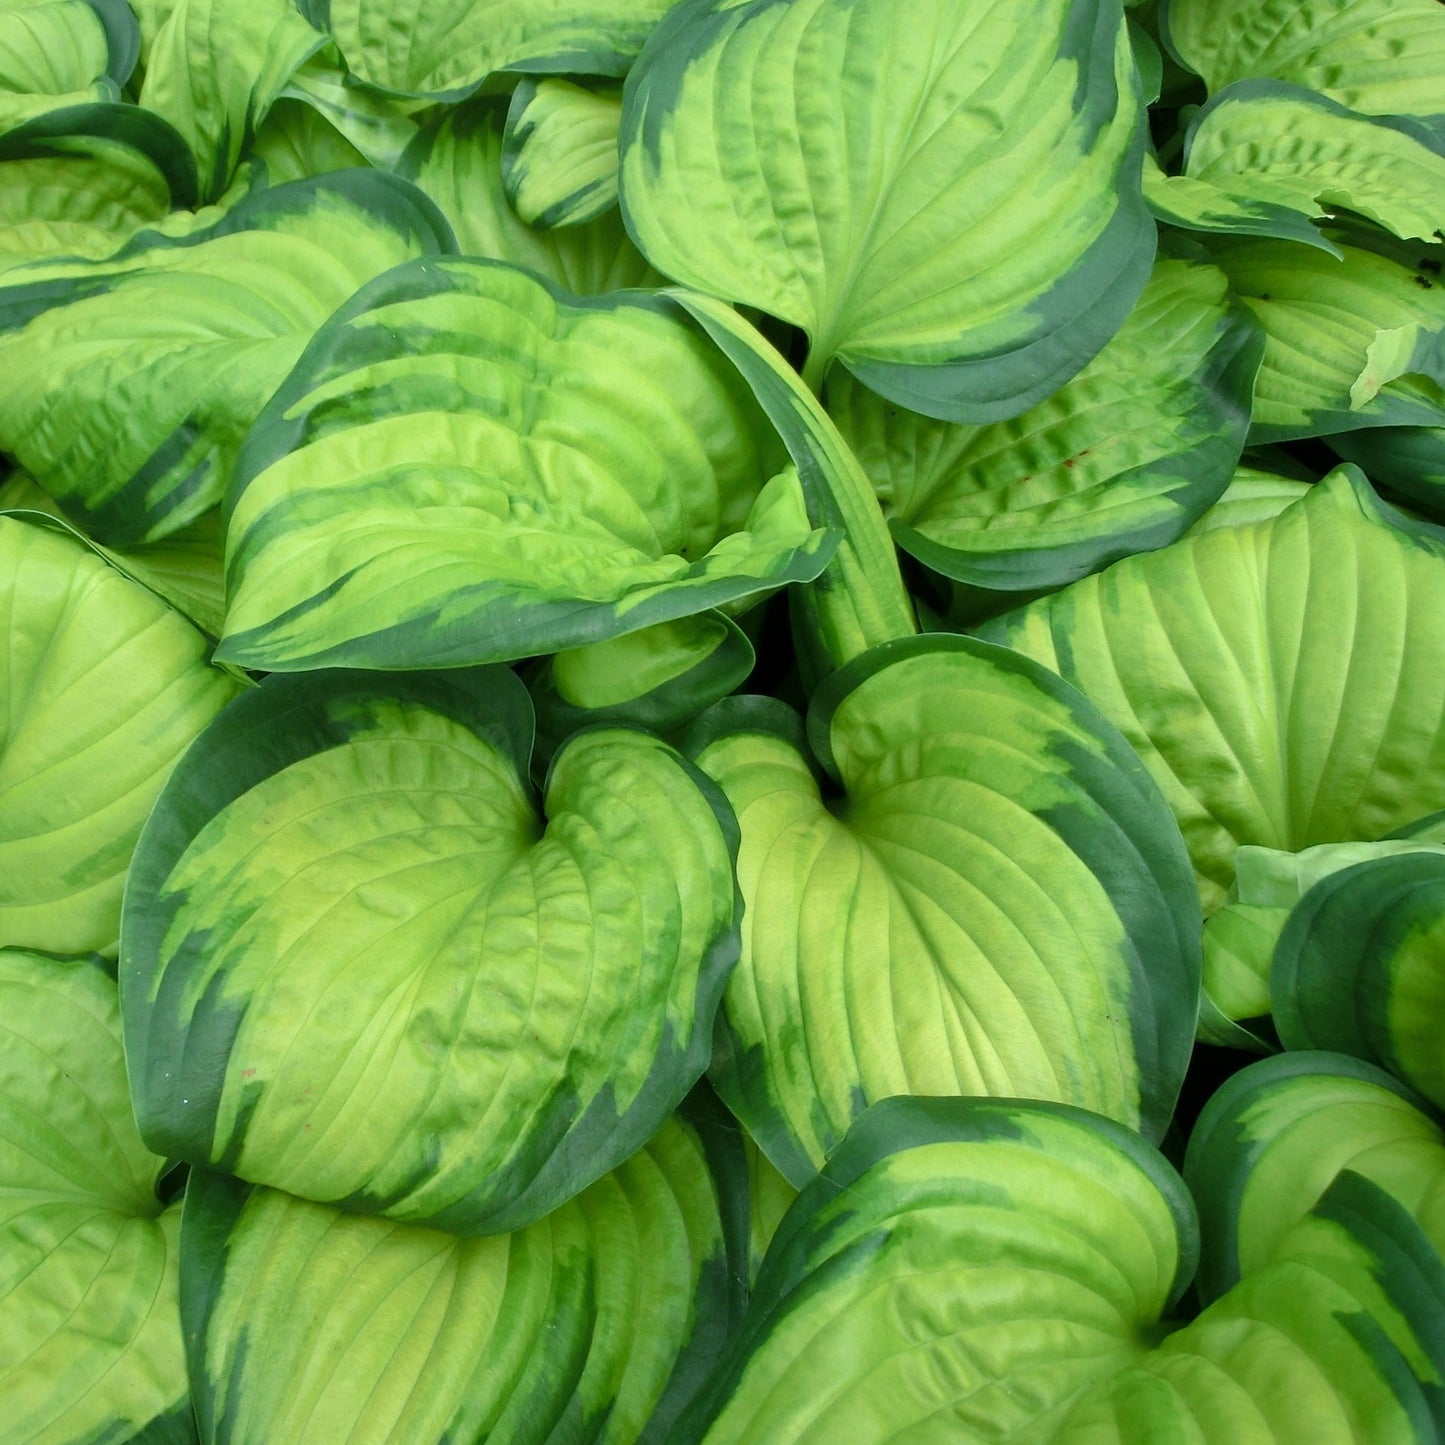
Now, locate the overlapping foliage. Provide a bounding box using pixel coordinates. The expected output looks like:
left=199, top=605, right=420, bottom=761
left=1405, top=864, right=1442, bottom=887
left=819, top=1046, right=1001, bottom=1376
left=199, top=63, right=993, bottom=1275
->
left=5, top=0, right=1445, bottom=1439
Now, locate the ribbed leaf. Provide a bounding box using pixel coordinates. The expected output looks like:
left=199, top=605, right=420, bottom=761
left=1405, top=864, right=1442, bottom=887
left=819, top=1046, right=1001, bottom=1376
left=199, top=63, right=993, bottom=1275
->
left=1, top=471, right=226, bottom=634
left=0, top=0, right=127, bottom=134
left=1205, top=235, right=1445, bottom=444
left=677, top=1095, right=1445, bottom=1445
left=826, top=251, right=1261, bottom=596
left=685, top=634, right=1200, bottom=1184
left=1203, top=839, right=1445, bottom=1027
left=182, top=1102, right=745, bottom=1445
left=0, top=168, right=452, bottom=545
left=1185, top=1053, right=1445, bottom=1302
left=671, top=1097, right=1196, bottom=1443
left=121, top=668, right=740, bottom=1234
left=219, top=258, right=833, bottom=672
left=620, top=0, right=1155, bottom=420
left=1272, top=853, right=1445, bottom=1110
left=277, top=49, right=425, bottom=169
left=1184, top=81, right=1445, bottom=244
left=249, top=94, right=367, bottom=183
left=303, top=0, right=683, bottom=100
left=1142, top=152, right=1339, bottom=254
left=398, top=97, right=660, bottom=293
left=0, top=948, right=191, bottom=1444
left=1160, top=0, right=1445, bottom=131
left=982, top=469, right=1445, bottom=914
left=504, top=78, right=621, bottom=228
left=138, top=0, right=325, bottom=201
left=0, top=103, right=196, bottom=272
left=0, top=516, right=237, bottom=955
left=1181, top=463, right=1310, bottom=537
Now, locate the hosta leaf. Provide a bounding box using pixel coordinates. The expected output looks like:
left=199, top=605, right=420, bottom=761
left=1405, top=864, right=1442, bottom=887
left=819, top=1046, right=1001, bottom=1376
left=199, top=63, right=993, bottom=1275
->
left=0, top=168, right=453, bottom=545
left=1184, top=81, right=1445, bottom=245
left=0, top=948, right=190, bottom=1443
left=826, top=251, right=1261, bottom=595
left=399, top=97, right=661, bottom=293
left=671, top=1097, right=1196, bottom=1443
left=0, top=0, right=132, bottom=134
left=504, top=78, right=622, bottom=228
left=1272, top=853, right=1445, bottom=1110
left=138, top=0, right=325, bottom=201
left=1, top=470, right=227, bottom=634
left=1160, top=0, right=1445, bottom=130
left=526, top=612, right=755, bottom=763
left=277, top=49, right=425, bottom=170
left=1181, top=463, right=1310, bottom=536
left=1202, top=839, right=1445, bottom=1026
left=219, top=258, right=833, bottom=672
left=121, top=668, right=740, bottom=1234
left=0, top=516, right=237, bottom=955
left=0, top=103, right=197, bottom=273
left=301, top=0, right=683, bottom=100
left=250, top=94, right=368, bottom=183
left=1053, top=1173, right=1445, bottom=1445
left=1185, top=1053, right=1445, bottom=1302
left=619, top=0, right=1155, bottom=421
left=1206, top=235, right=1445, bottom=444
left=1332, top=424, right=1445, bottom=522
left=981, top=469, right=1445, bottom=914
left=677, top=1096, right=1445, bottom=1445
left=1142, top=152, right=1338, bottom=254
left=181, top=1101, right=745, bottom=1445
left=686, top=633, right=1200, bottom=1184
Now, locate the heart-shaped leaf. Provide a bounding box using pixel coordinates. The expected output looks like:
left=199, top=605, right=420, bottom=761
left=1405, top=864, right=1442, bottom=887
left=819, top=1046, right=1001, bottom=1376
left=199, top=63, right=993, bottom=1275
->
left=620, top=0, right=1155, bottom=420
left=218, top=257, right=835, bottom=672
left=121, top=667, right=740, bottom=1235
left=686, top=633, right=1201, bottom=1183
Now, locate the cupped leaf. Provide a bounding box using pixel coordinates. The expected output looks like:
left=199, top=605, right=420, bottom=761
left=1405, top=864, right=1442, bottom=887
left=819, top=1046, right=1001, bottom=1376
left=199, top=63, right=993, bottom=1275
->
left=981, top=469, right=1445, bottom=914
left=398, top=97, right=661, bottom=294
left=0, top=515, right=237, bottom=955
left=0, top=168, right=453, bottom=545
left=250, top=93, right=368, bottom=183
left=685, top=633, right=1200, bottom=1184
left=671, top=1096, right=1196, bottom=1444
left=0, top=102, right=197, bottom=272
left=1160, top=0, right=1445, bottom=132
left=620, top=0, right=1156, bottom=420
left=1203, top=839, right=1445, bottom=1027
left=1183, top=80, right=1445, bottom=245
left=219, top=258, right=834, bottom=672
left=1142, top=151, right=1339, bottom=254
left=182, top=1101, right=745, bottom=1445
left=303, top=0, right=682, bottom=100
left=138, top=0, right=325, bottom=201
left=1272, top=852, right=1445, bottom=1110
left=121, top=668, right=741, bottom=1235
left=504, top=77, right=622, bottom=228
left=0, top=948, right=191, bottom=1443
left=526, top=612, right=755, bottom=763
left=1053, top=1172, right=1445, bottom=1445
left=1184, top=1052, right=1445, bottom=1303
left=1332, top=424, right=1445, bottom=522
left=676, top=1094, right=1445, bottom=1445
left=1205, top=234, right=1445, bottom=443
left=0, top=0, right=128, bottom=134
left=826, top=251, right=1262, bottom=596
left=276, top=48, right=426, bottom=169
